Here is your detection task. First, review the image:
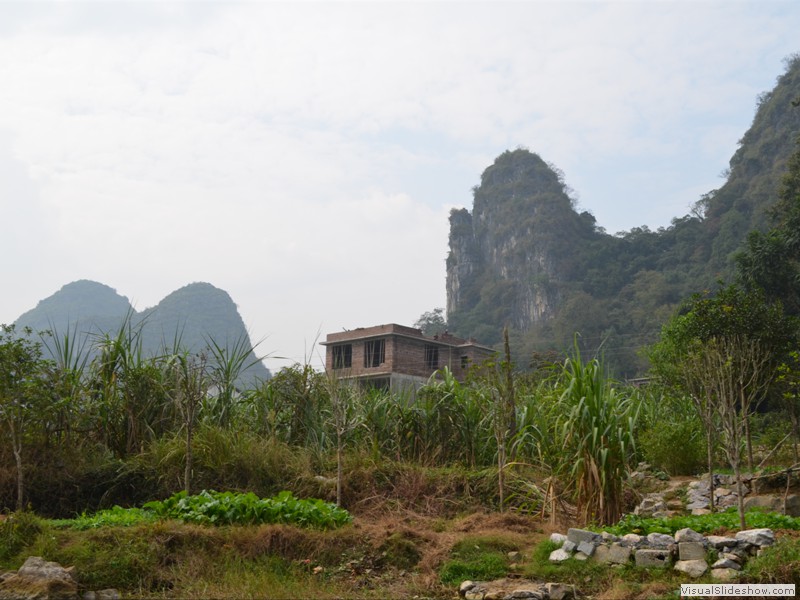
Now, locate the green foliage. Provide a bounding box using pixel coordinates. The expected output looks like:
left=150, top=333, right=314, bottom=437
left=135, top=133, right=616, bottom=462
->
left=143, top=489, right=352, bottom=529
left=439, top=536, right=518, bottom=585
left=548, top=346, right=638, bottom=525
left=0, top=511, right=44, bottom=561
left=50, top=506, right=158, bottom=530
left=446, top=58, right=800, bottom=380
left=743, top=537, right=800, bottom=585
left=413, top=308, right=448, bottom=336
left=600, top=508, right=800, bottom=536
left=378, top=532, right=422, bottom=569
left=639, top=420, right=705, bottom=476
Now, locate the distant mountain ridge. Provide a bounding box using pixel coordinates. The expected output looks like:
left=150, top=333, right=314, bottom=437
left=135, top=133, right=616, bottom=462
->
left=446, top=54, right=800, bottom=377
left=13, top=280, right=271, bottom=385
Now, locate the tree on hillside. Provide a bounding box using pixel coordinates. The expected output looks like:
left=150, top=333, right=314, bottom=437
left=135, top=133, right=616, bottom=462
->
left=736, top=133, right=800, bottom=316
left=650, top=285, right=795, bottom=528
left=0, top=326, right=52, bottom=510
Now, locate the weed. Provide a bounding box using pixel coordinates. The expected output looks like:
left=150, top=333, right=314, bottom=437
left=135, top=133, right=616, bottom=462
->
left=743, top=537, right=800, bottom=585
left=439, top=535, right=518, bottom=585
left=0, top=510, right=43, bottom=562
left=379, top=532, right=422, bottom=570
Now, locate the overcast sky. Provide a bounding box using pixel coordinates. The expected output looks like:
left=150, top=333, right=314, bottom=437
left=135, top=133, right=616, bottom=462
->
left=1, top=1, right=798, bottom=371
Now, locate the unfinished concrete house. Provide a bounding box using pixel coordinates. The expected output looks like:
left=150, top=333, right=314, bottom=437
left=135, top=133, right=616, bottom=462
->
left=321, top=324, right=495, bottom=393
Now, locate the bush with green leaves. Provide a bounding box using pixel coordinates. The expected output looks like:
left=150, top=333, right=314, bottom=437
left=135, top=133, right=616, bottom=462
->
left=638, top=418, right=706, bottom=476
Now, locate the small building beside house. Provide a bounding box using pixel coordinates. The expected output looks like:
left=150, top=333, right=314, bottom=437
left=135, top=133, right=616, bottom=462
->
left=321, top=323, right=495, bottom=393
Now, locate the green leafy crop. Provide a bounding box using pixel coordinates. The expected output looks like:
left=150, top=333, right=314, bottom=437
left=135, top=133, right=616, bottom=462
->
left=142, top=489, right=352, bottom=529
left=599, top=508, right=800, bottom=536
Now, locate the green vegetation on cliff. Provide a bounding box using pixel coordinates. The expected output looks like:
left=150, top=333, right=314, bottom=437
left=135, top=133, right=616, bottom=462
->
left=447, top=55, right=800, bottom=377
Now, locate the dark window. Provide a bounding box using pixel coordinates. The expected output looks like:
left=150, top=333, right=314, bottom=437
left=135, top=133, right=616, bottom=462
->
left=333, top=344, right=352, bottom=369
left=364, top=339, right=385, bottom=367
left=460, top=355, right=469, bottom=369
left=424, top=344, right=439, bottom=369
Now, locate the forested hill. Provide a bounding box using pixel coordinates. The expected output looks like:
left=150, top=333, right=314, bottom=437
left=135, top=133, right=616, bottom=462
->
left=446, top=55, right=800, bottom=377
left=13, top=280, right=271, bottom=385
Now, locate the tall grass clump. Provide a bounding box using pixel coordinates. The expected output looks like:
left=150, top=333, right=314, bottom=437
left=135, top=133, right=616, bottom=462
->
left=543, top=346, right=638, bottom=525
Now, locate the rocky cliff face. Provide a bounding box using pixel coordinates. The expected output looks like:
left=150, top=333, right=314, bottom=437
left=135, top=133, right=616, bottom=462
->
left=446, top=149, right=599, bottom=342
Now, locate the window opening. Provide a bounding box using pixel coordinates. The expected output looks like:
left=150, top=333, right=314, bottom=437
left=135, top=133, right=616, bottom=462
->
left=364, top=339, right=385, bottom=367
left=333, top=344, right=352, bottom=369
left=424, top=344, right=439, bottom=370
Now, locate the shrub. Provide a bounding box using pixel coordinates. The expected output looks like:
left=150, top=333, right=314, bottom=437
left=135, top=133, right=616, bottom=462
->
left=639, top=419, right=705, bottom=476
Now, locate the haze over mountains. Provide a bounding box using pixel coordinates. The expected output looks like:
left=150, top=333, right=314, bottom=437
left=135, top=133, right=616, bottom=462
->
left=13, top=280, right=271, bottom=385
left=12, top=56, right=800, bottom=381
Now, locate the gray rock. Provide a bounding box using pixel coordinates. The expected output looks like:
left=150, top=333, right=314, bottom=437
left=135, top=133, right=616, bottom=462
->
left=573, top=551, right=589, bottom=561
left=605, top=543, right=632, bottom=565
left=600, top=531, right=619, bottom=543
left=722, top=552, right=744, bottom=564
left=561, top=540, right=576, bottom=553
left=620, top=533, right=643, bottom=547
left=635, top=548, right=671, bottom=568
left=706, top=535, right=738, bottom=549
left=0, top=556, right=77, bottom=600
left=646, top=532, right=674, bottom=548
left=735, top=528, right=776, bottom=547
left=549, top=533, right=567, bottom=545
left=460, top=580, right=476, bottom=595
left=678, top=541, right=706, bottom=561
left=507, top=589, right=544, bottom=599
left=686, top=500, right=710, bottom=510
left=744, top=496, right=782, bottom=513
left=566, top=528, right=601, bottom=546
left=634, top=495, right=668, bottom=517
left=675, top=528, right=706, bottom=544
left=549, top=548, right=572, bottom=563
left=546, top=582, right=575, bottom=600
left=464, top=590, right=484, bottom=600
left=712, top=558, right=742, bottom=571
left=691, top=508, right=712, bottom=516
left=576, top=540, right=596, bottom=557
left=711, top=567, right=740, bottom=581
left=785, top=494, right=800, bottom=517
left=674, top=559, right=708, bottom=578
left=593, top=545, right=610, bottom=564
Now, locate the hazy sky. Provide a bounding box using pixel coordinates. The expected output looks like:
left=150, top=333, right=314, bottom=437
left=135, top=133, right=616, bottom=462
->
left=1, top=1, right=798, bottom=371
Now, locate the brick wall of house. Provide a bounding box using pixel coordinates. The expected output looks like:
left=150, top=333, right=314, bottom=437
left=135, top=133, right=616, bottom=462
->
left=323, top=324, right=495, bottom=383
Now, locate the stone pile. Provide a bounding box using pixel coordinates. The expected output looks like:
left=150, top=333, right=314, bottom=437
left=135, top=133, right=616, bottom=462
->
left=0, top=556, right=120, bottom=600
left=548, top=526, right=776, bottom=580
left=459, top=578, right=575, bottom=600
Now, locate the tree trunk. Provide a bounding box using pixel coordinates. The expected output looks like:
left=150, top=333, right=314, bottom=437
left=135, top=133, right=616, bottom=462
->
left=706, top=427, right=715, bottom=512
left=185, top=417, right=193, bottom=496
left=13, top=444, right=24, bottom=511
left=336, top=433, right=343, bottom=507
left=497, top=440, right=506, bottom=513
left=734, top=459, right=747, bottom=531
left=745, top=414, right=755, bottom=474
